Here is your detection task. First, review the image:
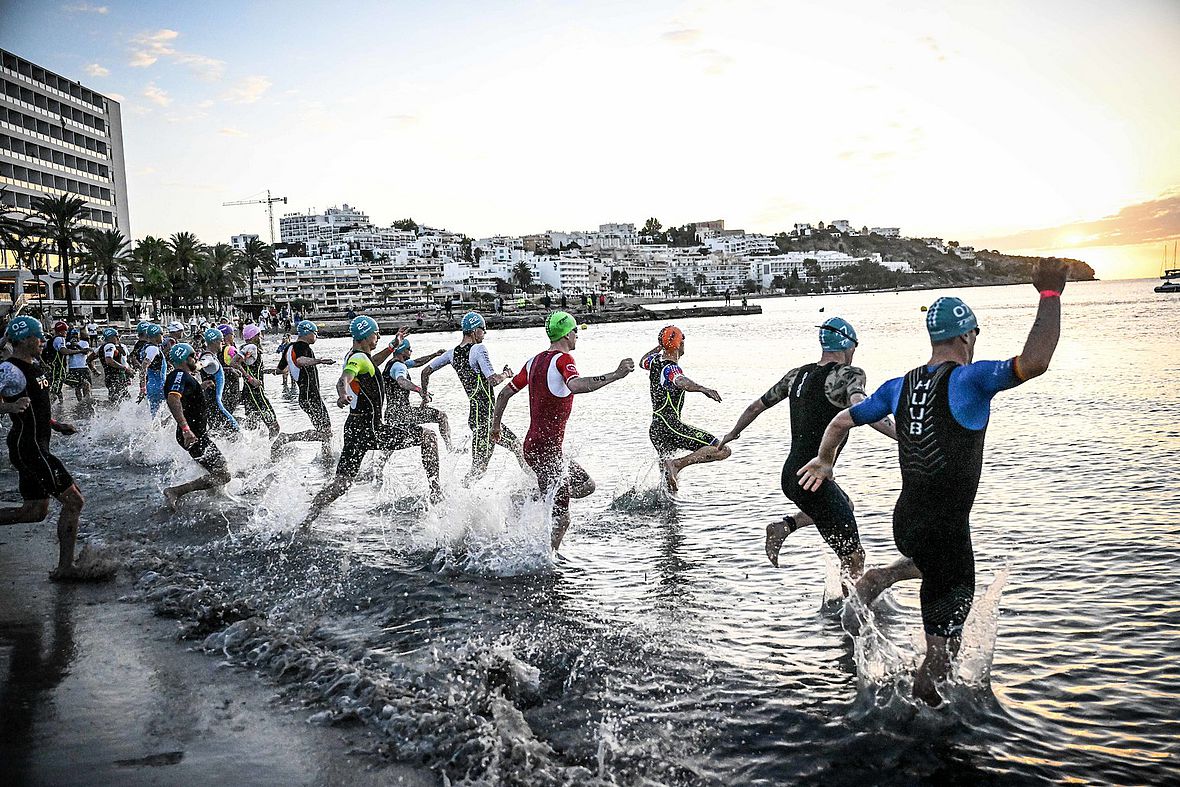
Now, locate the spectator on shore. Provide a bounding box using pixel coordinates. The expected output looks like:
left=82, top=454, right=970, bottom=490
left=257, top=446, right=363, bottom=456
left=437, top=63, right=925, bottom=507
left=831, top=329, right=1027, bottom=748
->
left=741, top=296, right=748, bottom=310
left=416, top=311, right=425, bottom=328
left=560, top=292, right=568, bottom=309
left=725, top=289, right=732, bottom=306
left=346, top=308, right=356, bottom=320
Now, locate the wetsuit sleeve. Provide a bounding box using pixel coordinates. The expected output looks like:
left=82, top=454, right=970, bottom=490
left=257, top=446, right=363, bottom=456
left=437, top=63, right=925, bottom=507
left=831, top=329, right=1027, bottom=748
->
left=826, top=365, right=868, bottom=408
left=292, top=342, right=311, bottom=362
left=470, top=344, right=495, bottom=378
left=344, top=353, right=375, bottom=378
left=760, top=367, right=801, bottom=408
left=427, top=349, right=453, bottom=371
left=0, top=362, right=26, bottom=397
left=391, top=361, right=410, bottom=380
left=167, top=371, right=185, bottom=397
left=639, top=349, right=660, bottom=371
left=850, top=376, right=903, bottom=426
left=946, top=360, right=1023, bottom=430
left=53, top=337, right=66, bottom=350
left=508, top=359, right=530, bottom=391
left=104, top=343, right=117, bottom=359
left=556, top=353, right=579, bottom=382
left=661, top=363, right=683, bottom=388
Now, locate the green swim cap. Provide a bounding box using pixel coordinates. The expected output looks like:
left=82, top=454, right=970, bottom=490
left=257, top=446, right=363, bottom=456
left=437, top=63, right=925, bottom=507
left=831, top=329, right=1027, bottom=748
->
left=545, top=311, right=577, bottom=342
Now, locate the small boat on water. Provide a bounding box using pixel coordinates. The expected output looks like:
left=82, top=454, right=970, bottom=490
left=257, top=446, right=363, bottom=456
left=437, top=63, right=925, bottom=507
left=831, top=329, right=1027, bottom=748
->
left=1156, top=243, right=1180, bottom=293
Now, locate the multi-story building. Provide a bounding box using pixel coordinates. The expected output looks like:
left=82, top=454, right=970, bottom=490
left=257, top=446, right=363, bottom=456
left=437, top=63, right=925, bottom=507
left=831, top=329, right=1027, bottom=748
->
left=870, top=227, right=901, bottom=238
left=230, top=233, right=259, bottom=251
left=0, top=48, right=130, bottom=315
left=831, top=219, right=852, bottom=233
left=279, top=204, right=372, bottom=247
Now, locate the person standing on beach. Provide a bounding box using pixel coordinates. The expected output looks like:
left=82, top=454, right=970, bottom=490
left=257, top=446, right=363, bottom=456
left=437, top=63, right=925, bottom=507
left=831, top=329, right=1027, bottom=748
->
left=271, top=321, right=336, bottom=460
left=162, top=342, right=231, bottom=508
left=420, top=312, right=524, bottom=483
left=0, top=317, right=88, bottom=580
left=491, top=311, right=634, bottom=551
left=718, top=317, right=896, bottom=572
left=639, top=325, right=730, bottom=492
left=797, top=259, right=1071, bottom=705
left=299, top=317, right=441, bottom=529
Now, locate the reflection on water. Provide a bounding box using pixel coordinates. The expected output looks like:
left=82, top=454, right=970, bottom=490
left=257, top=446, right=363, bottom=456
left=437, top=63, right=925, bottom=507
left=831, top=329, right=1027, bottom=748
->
left=18, top=279, right=1180, bottom=783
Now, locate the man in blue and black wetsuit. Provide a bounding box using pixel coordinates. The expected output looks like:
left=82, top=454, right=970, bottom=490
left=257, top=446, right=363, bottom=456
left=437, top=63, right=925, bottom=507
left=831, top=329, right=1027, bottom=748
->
left=798, top=259, right=1070, bottom=705
left=719, top=317, right=896, bottom=572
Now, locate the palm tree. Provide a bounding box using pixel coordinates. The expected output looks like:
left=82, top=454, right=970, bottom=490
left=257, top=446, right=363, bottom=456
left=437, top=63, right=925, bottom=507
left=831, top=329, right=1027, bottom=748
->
left=512, top=261, right=533, bottom=291
left=198, top=243, right=244, bottom=314
left=0, top=216, right=48, bottom=310
left=693, top=272, right=706, bottom=296
left=240, top=238, right=276, bottom=302
left=81, top=228, right=130, bottom=321
left=32, top=194, right=89, bottom=319
left=167, top=231, right=206, bottom=314
left=129, top=235, right=170, bottom=317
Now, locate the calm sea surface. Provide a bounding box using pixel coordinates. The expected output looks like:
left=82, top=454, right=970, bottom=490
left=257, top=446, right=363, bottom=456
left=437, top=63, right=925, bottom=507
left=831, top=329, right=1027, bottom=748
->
left=21, top=278, right=1180, bottom=784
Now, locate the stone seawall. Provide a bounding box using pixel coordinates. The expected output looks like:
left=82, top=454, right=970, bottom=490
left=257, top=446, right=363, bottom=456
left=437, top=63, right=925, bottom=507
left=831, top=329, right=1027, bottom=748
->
left=310, top=304, right=762, bottom=338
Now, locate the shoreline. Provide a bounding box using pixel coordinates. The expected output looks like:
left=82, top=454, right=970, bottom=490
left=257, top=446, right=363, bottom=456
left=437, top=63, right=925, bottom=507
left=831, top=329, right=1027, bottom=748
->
left=0, top=520, right=434, bottom=786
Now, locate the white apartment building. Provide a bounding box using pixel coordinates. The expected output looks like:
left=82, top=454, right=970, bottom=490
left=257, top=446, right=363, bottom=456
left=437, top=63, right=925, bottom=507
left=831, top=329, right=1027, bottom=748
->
left=703, top=232, right=777, bottom=256
left=0, top=47, right=131, bottom=314
left=953, top=245, right=976, bottom=260
left=831, top=219, right=852, bottom=233
left=595, top=223, right=637, bottom=248
left=255, top=251, right=443, bottom=311
left=753, top=251, right=864, bottom=287
left=870, top=227, right=901, bottom=237
left=230, top=233, right=259, bottom=251
left=279, top=204, right=372, bottom=246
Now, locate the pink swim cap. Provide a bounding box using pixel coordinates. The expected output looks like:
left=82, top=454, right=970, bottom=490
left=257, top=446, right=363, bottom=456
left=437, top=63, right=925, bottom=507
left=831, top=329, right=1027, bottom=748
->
left=242, top=324, right=262, bottom=340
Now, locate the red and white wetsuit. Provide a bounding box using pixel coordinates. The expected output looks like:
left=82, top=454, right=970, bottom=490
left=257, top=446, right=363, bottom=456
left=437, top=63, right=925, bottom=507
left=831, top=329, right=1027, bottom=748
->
left=508, top=349, right=580, bottom=505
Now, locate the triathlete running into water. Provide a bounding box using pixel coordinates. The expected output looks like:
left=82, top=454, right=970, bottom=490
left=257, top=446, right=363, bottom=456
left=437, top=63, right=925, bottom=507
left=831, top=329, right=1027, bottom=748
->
left=491, top=311, right=634, bottom=550
left=420, top=311, right=525, bottom=483
left=300, top=316, right=441, bottom=529
left=639, top=325, right=730, bottom=492
left=44, top=320, right=69, bottom=403
left=238, top=324, right=278, bottom=436
left=61, top=328, right=93, bottom=406
left=798, top=259, right=1071, bottom=705
left=197, top=328, right=239, bottom=434
left=719, top=317, right=896, bottom=573
left=98, top=327, right=132, bottom=404
left=271, top=321, right=336, bottom=460
left=140, top=324, right=167, bottom=415
left=383, top=338, right=451, bottom=450
left=0, top=317, right=88, bottom=580
left=162, top=342, right=231, bottom=507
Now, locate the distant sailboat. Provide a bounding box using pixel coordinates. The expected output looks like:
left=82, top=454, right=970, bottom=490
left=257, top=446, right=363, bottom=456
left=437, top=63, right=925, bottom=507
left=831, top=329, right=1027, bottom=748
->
left=1156, top=242, right=1180, bottom=294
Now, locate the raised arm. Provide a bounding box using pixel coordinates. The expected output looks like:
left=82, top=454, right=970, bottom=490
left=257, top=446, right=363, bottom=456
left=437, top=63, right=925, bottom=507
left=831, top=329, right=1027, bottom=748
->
left=1014, top=258, right=1069, bottom=380
left=674, top=373, right=721, bottom=402
left=566, top=358, right=634, bottom=394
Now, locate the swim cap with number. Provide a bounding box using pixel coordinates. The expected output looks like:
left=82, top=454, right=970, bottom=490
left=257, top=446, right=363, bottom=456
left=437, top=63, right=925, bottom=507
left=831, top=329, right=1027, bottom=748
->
left=296, top=320, right=318, bottom=336
left=203, top=328, right=223, bottom=344
left=350, top=315, right=379, bottom=341
left=6, top=316, right=44, bottom=341
left=169, top=342, right=195, bottom=366
left=461, top=312, right=485, bottom=333
left=926, top=297, right=978, bottom=341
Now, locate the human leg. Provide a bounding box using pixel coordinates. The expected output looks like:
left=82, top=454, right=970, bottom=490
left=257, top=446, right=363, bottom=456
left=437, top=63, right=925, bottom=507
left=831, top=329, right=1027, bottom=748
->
left=651, top=419, right=726, bottom=491
left=48, top=484, right=85, bottom=580
left=164, top=437, right=231, bottom=508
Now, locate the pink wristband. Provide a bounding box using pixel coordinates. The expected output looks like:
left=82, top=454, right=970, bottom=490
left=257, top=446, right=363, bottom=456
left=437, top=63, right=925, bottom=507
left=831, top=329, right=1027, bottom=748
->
left=1039, top=290, right=1061, bottom=298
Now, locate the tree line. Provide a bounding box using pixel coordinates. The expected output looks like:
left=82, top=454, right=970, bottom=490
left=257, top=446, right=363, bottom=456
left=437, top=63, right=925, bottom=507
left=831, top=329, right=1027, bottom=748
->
left=0, top=192, right=276, bottom=320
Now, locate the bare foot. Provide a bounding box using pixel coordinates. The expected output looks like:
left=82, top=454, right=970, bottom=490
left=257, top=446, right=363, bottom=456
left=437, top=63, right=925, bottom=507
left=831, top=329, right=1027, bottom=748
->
left=163, top=487, right=180, bottom=510
left=854, top=567, right=891, bottom=607
left=49, top=563, right=115, bottom=582
left=764, top=517, right=794, bottom=567
left=912, top=671, right=944, bottom=707
left=662, top=458, right=679, bottom=492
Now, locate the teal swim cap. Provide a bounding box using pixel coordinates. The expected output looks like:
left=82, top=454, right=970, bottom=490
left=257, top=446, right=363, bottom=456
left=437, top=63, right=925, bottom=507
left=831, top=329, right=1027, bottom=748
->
left=143, top=323, right=163, bottom=338
left=350, top=315, right=379, bottom=341
left=926, top=297, right=978, bottom=341
left=296, top=320, right=318, bottom=336
left=102, top=327, right=119, bottom=340
left=818, top=317, right=858, bottom=351
left=136, top=321, right=150, bottom=336
left=545, top=311, right=577, bottom=342
left=203, top=327, right=223, bottom=344
left=169, top=342, right=195, bottom=366
left=461, top=312, right=485, bottom=333
left=393, top=338, right=411, bottom=355
left=6, top=316, right=44, bottom=342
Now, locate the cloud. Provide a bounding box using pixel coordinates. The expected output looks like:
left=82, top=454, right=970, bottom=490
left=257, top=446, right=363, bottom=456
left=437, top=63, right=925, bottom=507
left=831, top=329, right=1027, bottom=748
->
left=975, top=188, right=1180, bottom=250
left=142, top=82, right=171, bottom=107
left=918, top=35, right=948, bottom=62
left=83, top=63, right=109, bottom=77
left=221, top=75, right=272, bottom=104
left=219, top=127, right=248, bottom=138
left=65, top=3, right=108, bottom=13
left=106, top=92, right=125, bottom=102
left=129, top=29, right=225, bottom=80
left=662, top=29, right=703, bottom=46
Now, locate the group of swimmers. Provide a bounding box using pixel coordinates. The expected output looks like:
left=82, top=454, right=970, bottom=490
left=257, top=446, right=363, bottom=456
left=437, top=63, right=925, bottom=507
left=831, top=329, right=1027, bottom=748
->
left=0, top=258, right=1070, bottom=704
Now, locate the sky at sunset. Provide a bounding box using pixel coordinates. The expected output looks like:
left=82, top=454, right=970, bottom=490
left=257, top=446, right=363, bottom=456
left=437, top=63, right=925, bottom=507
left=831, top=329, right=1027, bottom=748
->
left=2, top=0, right=1178, bottom=279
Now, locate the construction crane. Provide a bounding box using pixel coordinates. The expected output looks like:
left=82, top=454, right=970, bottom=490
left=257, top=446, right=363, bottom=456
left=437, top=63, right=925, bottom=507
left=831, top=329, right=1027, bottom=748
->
left=222, top=189, right=288, bottom=246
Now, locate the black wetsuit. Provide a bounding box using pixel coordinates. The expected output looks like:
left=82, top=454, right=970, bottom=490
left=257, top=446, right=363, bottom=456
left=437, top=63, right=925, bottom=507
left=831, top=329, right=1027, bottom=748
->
left=166, top=368, right=227, bottom=473
left=337, top=350, right=419, bottom=479
left=645, top=354, right=716, bottom=456
left=220, top=346, right=242, bottom=414
left=101, top=341, right=130, bottom=402
left=1, top=357, right=73, bottom=500
left=894, top=362, right=984, bottom=638
left=240, top=349, right=277, bottom=429
left=287, top=341, right=329, bottom=431
left=776, top=362, right=861, bottom=557
left=452, top=343, right=518, bottom=474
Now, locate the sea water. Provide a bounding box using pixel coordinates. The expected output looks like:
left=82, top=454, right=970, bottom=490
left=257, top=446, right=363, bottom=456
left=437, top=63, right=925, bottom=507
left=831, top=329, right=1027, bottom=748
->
left=14, top=278, right=1180, bottom=784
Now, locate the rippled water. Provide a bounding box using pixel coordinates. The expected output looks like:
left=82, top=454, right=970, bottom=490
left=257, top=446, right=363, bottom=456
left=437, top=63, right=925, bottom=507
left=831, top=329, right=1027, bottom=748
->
left=19, top=279, right=1180, bottom=784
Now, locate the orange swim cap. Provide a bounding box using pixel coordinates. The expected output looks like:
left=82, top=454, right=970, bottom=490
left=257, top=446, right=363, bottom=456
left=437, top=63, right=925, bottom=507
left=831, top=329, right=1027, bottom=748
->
left=659, top=325, right=684, bottom=353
